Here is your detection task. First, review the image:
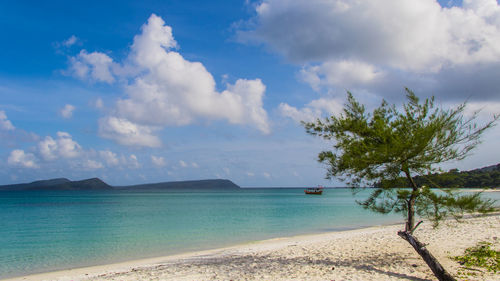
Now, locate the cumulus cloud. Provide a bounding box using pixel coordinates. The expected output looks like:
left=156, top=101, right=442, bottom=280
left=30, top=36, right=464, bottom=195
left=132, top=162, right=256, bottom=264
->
left=242, top=0, right=500, bottom=70
left=70, top=14, right=270, bottom=147
left=8, top=149, right=38, bottom=168
left=0, top=110, right=15, bottom=130
left=99, top=150, right=120, bottom=166
left=240, top=0, right=500, bottom=102
left=6, top=129, right=126, bottom=172
left=279, top=103, right=318, bottom=123
left=279, top=98, right=344, bottom=123
left=118, top=14, right=270, bottom=133
left=151, top=155, right=166, bottom=167
left=98, top=116, right=161, bottom=148
left=300, top=60, right=384, bottom=90
left=129, top=154, right=140, bottom=169
left=83, top=159, right=104, bottom=170
left=70, top=50, right=115, bottom=83
left=38, top=132, right=82, bottom=160
left=60, top=104, right=75, bottom=119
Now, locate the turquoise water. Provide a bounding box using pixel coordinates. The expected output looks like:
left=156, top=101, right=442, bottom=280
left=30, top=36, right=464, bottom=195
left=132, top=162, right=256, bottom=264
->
left=0, top=188, right=498, bottom=278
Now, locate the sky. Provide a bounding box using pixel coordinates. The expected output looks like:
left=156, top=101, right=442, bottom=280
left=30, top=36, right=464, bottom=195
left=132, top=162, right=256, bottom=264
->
left=1, top=0, right=499, bottom=187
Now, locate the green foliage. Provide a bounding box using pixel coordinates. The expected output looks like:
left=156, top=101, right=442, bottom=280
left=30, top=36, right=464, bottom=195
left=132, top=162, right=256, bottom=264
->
left=303, top=88, right=497, bottom=187
left=358, top=185, right=496, bottom=228
left=303, top=89, right=498, bottom=228
left=453, top=242, right=500, bottom=275
left=376, top=163, right=500, bottom=189
left=415, top=187, right=496, bottom=227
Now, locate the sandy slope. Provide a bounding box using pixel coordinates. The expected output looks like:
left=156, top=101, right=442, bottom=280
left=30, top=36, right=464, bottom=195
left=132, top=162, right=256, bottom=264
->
left=5, top=215, right=499, bottom=281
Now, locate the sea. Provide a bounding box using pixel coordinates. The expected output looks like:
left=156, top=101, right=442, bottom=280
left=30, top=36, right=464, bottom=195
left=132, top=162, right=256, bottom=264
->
left=1, top=188, right=499, bottom=278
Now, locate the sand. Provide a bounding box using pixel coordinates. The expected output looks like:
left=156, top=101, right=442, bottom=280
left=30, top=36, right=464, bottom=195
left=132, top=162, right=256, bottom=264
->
left=5, top=215, right=499, bottom=281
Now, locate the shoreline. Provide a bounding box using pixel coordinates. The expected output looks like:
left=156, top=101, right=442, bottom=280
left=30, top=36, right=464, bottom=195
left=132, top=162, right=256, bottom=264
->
left=0, top=220, right=404, bottom=280
left=2, top=222, right=403, bottom=280
left=4, top=214, right=500, bottom=281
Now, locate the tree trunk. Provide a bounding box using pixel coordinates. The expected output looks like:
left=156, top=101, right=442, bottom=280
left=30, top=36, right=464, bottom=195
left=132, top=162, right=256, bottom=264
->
left=398, top=231, right=456, bottom=281
left=406, top=196, right=415, bottom=231
left=403, top=168, right=418, bottom=231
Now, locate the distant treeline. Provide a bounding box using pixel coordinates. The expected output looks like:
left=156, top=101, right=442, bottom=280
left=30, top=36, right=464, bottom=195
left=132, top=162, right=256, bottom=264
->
left=375, top=163, right=500, bottom=189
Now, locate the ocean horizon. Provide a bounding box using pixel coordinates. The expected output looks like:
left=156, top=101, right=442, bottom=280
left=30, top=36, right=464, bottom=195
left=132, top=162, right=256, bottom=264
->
left=1, top=188, right=498, bottom=279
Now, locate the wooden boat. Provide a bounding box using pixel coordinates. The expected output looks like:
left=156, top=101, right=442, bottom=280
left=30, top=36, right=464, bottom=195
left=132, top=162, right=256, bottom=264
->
left=304, top=186, right=323, bottom=195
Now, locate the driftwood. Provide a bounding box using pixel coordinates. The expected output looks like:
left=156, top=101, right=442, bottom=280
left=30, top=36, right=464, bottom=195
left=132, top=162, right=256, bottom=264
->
left=397, top=231, right=456, bottom=281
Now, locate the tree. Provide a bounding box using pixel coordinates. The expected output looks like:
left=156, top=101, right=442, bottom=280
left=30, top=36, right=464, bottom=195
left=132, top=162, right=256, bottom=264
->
left=303, top=88, right=498, bottom=281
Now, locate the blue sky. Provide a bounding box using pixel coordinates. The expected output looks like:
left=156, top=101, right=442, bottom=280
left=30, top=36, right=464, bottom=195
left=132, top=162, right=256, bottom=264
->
left=1, top=0, right=499, bottom=187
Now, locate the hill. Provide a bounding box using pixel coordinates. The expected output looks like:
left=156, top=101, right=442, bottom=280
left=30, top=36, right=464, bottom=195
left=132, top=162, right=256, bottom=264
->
left=115, top=179, right=240, bottom=190
left=0, top=178, right=112, bottom=191
left=375, top=163, right=500, bottom=188
left=45, top=178, right=113, bottom=191
left=0, top=178, right=240, bottom=191
left=0, top=178, right=71, bottom=191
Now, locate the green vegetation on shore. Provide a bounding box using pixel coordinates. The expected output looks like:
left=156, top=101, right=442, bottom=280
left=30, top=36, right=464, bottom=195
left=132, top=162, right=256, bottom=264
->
left=376, top=163, right=500, bottom=189
left=453, top=241, right=500, bottom=278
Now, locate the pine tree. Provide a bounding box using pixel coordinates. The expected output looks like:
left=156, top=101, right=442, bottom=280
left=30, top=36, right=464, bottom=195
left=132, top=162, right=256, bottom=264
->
left=303, top=88, right=498, bottom=281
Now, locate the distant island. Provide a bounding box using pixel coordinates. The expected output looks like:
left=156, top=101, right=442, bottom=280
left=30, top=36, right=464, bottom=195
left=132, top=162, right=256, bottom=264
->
left=0, top=178, right=240, bottom=191
left=376, top=163, right=500, bottom=189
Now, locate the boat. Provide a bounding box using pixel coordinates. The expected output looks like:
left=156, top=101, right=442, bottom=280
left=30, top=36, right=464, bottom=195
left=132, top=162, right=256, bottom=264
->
left=304, top=186, right=323, bottom=195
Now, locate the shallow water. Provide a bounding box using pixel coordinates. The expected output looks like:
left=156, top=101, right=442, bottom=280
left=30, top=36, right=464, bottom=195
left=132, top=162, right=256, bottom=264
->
left=0, top=188, right=498, bottom=278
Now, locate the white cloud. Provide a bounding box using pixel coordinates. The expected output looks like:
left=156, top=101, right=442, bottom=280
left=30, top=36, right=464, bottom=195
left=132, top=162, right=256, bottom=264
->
left=38, top=131, right=82, bottom=160
left=54, top=35, right=80, bottom=51
left=454, top=100, right=500, bottom=119
left=129, top=154, right=140, bottom=168
left=99, top=150, right=120, bottom=166
left=246, top=171, right=255, bottom=177
left=60, top=104, right=75, bottom=119
left=151, top=155, right=166, bottom=167
left=98, top=116, right=161, bottom=148
left=63, top=35, right=78, bottom=47
left=242, top=0, right=500, bottom=71
left=191, top=162, right=199, bottom=168
left=70, top=50, right=115, bottom=83
left=38, top=136, right=57, bottom=160
left=55, top=132, right=81, bottom=158
left=240, top=0, right=500, bottom=103
left=300, top=60, right=384, bottom=90
left=70, top=14, right=270, bottom=147
left=115, top=14, right=270, bottom=133
left=279, top=103, right=318, bottom=123
left=7, top=149, right=38, bottom=168
left=279, top=98, right=344, bottom=123
left=263, top=172, right=271, bottom=179
left=83, top=159, right=104, bottom=170
left=179, top=160, right=188, bottom=168
left=0, top=110, right=15, bottom=130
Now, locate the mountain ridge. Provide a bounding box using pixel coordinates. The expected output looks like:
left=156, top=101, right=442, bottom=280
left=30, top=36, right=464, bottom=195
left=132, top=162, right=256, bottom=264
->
left=0, top=178, right=240, bottom=191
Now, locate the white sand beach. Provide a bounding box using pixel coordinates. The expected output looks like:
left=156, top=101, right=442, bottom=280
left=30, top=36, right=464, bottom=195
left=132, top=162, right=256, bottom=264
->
left=5, top=215, right=499, bottom=281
